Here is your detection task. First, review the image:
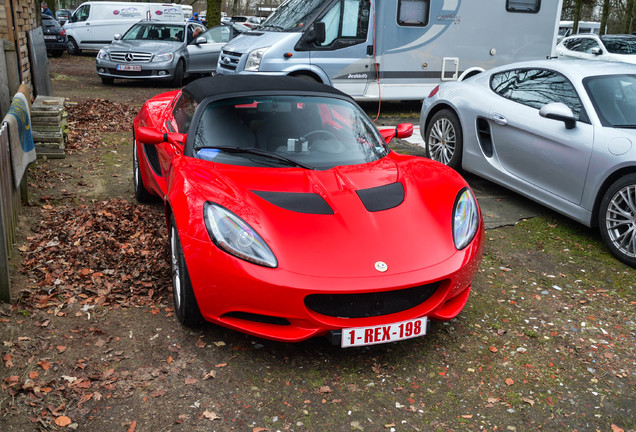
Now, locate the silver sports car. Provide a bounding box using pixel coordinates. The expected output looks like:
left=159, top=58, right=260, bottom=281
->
left=420, top=59, right=636, bottom=267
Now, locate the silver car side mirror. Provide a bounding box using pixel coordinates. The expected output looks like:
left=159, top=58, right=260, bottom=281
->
left=539, top=102, right=576, bottom=129
left=113, top=34, right=121, bottom=40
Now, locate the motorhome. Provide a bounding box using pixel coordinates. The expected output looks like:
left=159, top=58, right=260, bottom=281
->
left=63, top=2, right=185, bottom=54
left=218, top=0, right=563, bottom=101
left=557, top=20, right=601, bottom=43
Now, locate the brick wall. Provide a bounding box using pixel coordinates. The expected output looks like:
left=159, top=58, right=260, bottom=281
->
left=1, top=0, right=39, bottom=96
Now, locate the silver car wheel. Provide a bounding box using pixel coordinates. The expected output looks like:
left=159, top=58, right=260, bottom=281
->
left=605, top=184, right=636, bottom=259
left=170, top=223, right=183, bottom=309
left=428, top=117, right=456, bottom=165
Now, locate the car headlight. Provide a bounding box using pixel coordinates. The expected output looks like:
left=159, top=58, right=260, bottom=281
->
left=154, top=52, right=174, bottom=62
left=97, top=48, right=109, bottom=60
left=453, top=188, right=479, bottom=250
left=204, top=202, right=277, bottom=268
left=244, top=47, right=269, bottom=71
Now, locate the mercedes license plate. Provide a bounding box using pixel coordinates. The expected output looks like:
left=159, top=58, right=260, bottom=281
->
left=341, top=317, right=427, bottom=348
left=116, top=65, right=141, bottom=71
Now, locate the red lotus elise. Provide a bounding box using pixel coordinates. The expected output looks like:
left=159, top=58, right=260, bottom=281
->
left=133, top=75, right=484, bottom=347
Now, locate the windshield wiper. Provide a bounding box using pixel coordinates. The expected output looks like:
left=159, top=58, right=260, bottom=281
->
left=259, top=25, right=285, bottom=32
left=611, top=124, right=636, bottom=129
left=199, top=146, right=314, bottom=169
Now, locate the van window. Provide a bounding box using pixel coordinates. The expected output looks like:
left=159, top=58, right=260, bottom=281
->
left=397, top=0, right=429, bottom=26
left=73, top=4, right=90, bottom=22
left=316, top=0, right=370, bottom=48
left=506, top=0, right=540, bottom=13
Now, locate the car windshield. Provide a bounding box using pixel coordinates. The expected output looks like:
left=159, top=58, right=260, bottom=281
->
left=122, top=24, right=185, bottom=41
left=193, top=95, right=388, bottom=169
left=260, top=0, right=324, bottom=31
left=600, top=36, right=636, bottom=54
left=584, top=74, right=636, bottom=127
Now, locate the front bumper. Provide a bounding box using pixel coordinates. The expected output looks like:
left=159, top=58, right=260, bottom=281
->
left=182, top=226, right=485, bottom=343
left=96, top=58, right=177, bottom=81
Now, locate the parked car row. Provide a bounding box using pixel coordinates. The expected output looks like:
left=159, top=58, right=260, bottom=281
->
left=419, top=59, right=636, bottom=268
left=556, top=33, right=636, bottom=64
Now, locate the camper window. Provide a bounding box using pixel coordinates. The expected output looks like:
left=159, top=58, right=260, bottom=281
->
left=316, top=0, right=369, bottom=47
left=397, top=0, right=429, bottom=27
left=506, top=0, right=540, bottom=13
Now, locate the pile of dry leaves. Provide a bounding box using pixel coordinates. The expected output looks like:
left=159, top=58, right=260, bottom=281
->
left=19, top=198, right=171, bottom=308
left=65, top=99, right=139, bottom=152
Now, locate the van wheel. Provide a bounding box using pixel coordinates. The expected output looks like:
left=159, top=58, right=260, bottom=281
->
left=293, top=74, right=319, bottom=83
left=598, top=174, right=636, bottom=268
left=67, top=37, right=81, bottom=55
left=172, top=59, right=185, bottom=87
left=101, top=76, right=114, bottom=85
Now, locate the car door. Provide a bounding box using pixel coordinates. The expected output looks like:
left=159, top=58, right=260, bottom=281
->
left=578, top=38, right=603, bottom=60
left=486, top=68, right=594, bottom=205
left=560, top=37, right=583, bottom=59
left=187, top=25, right=230, bottom=74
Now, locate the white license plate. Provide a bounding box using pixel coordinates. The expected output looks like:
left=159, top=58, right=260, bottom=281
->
left=44, top=35, right=57, bottom=40
left=116, top=65, right=141, bottom=71
left=341, top=317, right=427, bottom=348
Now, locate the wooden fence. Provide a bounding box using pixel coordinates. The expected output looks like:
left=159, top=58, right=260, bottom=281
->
left=0, top=121, right=23, bottom=302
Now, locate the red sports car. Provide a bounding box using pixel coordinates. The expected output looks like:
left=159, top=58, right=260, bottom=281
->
left=133, top=76, right=484, bottom=347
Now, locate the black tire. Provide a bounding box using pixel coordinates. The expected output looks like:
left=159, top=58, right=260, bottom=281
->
left=293, top=74, right=319, bottom=82
left=101, top=76, right=114, bottom=85
left=169, top=215, right=203, bottom=326
left=67, top=37, right=81, bottom=55
left=132, top=137, right=155, bottom=203
left=598, top=174, right=636, bottom=268
left=171, top=59, right=185, bottom=87
left=425, top=109, right=463, bottom=170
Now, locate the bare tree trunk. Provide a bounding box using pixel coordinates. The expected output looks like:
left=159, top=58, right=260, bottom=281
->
left=207, top=0, right=222, bottom=26
left=625, top=0, right=635, bottom=33
left=600, top=0, right=610, bottom=34
left=232, top=0, right=240, bottom=16
left=573, top=0, right=583, bottom=34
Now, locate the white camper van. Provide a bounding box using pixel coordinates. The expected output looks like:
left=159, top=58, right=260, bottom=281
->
left=63, top=2, right=185, bottom=54
left=218, top=0, right=563, bottom=101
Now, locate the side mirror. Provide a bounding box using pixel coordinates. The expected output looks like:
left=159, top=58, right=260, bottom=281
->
left=194, top=36, right=206, bottom=45
left=137, top=127, right=186, bottom=146
left=306, top=21, right=326, bottom=45
left=113, top=34, right=121, bottom=40
left=590, top=47, right=603, bottom=55
left=379, top=123, right=414, bottom=143
left=539, top=102, right=576, bottom=129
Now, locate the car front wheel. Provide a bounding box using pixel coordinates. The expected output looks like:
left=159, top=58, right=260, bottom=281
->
left=67, top=37, right=81, bottom=55
left=169, top=215, right=203, bottom=325
left=132, top=137, right=154, bottom=202
left=425, top=109, right=463, bottom=170
left=172, top=59, right=185, bottom=87
left=599, top=174, right=636, bottom=268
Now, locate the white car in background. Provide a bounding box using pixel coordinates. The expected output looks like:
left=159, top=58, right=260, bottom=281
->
left=556, top=34, right=636, bottom=64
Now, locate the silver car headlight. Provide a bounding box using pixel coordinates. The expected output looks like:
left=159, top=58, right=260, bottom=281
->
left=97, top=48, right=109, bottom=60
left=453, top=188, right=479, bottom=250
left=154, top=52, right=174, bottom=62
left=204, top=202, right=277, bottom=268
left=245, top=47, right=269, bottom=71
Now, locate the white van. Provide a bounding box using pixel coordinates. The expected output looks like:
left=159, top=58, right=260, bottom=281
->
left=181, top=4, right=193, bottom=20
left=63, top=2, right=185, bottom=54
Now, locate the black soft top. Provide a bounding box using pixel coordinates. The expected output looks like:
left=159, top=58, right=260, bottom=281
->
left=182, top=75, right=351, bottom=103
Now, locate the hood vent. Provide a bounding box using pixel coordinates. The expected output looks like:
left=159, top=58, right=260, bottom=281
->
left=252, top=191, right=334, bottom=215
left=356, top=182, right=404, bottom=212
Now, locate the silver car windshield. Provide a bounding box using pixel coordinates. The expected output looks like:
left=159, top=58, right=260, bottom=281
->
left=584, top=74, right=636, bottom=127
left=260, top=0, right=324, bottom=32
left=123, top=24, right=185, bottom=41
left=193, top=95, right=388, bottom=170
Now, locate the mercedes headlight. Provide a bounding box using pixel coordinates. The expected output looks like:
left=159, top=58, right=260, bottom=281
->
left=245, top=47, right=269, bottom=71
left=154, top=52, right=174, bottom=62
left=204, top=202, right=277, bottom=268
left=97, top=48, right=109, bottom=60
left=453, top=188, right=479, bottom=250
